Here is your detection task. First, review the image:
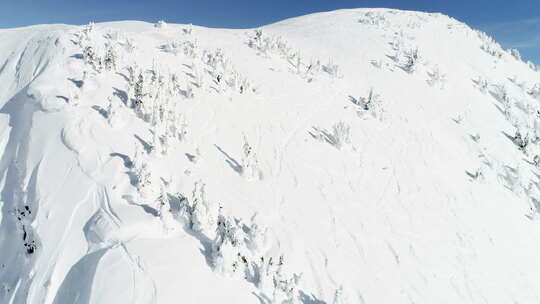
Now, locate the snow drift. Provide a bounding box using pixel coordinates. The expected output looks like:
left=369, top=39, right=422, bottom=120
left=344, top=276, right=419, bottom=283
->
left=1, top=8, right=540, bottom=304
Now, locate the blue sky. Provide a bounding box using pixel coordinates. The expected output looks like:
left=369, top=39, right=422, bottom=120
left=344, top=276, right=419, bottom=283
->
left=1, top=0, right=539, bottom=63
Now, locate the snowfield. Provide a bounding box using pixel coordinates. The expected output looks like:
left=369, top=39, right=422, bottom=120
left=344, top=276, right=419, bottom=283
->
left=1, top=8, right=540, bottom=304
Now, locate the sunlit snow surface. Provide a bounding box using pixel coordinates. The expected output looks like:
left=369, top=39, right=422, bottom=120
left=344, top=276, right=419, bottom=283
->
left=1, top=8, right=540, bottom=304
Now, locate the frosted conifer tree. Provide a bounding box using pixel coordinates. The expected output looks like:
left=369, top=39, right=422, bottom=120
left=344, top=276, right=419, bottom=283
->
left=332, top=286, right=347, bottom=304
left=212, top=210, right=243, bottom=274
left=241, top=135, right=260, bottom=180
left=182, top=181, right=216, bottom=234
left=104, top=45, right=117, bottom=71
left=106, top=97, right=121, bottom=128
left=134, top=73, right=145, bottom=110
left=402, top=48, right=419, bottom=73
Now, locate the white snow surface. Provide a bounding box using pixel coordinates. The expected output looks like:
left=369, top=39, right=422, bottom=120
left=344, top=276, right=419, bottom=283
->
left=1, top=8, right=540, bottom=304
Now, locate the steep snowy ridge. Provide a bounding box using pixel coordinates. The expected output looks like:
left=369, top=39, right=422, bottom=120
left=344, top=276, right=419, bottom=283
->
left=1, top=8, right=540, bottom=304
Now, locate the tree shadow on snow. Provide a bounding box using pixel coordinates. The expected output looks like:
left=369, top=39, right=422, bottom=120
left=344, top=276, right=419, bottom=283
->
left=91, top=105, right=108, bottom=118
left=52, top=248, right=108, bottom=304
left=56, top=95, right=69, bottom=103
left=109, top=153, right=133, bottom=169
left=185, top=153, right=197, bottom=162
left=501, top=131, right=519, bottom=147
left=214, top=144, right=243, bottom=175
left=253, top=292, right=272, bottom=304
left=69, top=53, right=83, bottom=60
left=134, top=134, right=153, bottom=154
left=113, top=87, right=128, bottom=106
left=299, top=291, right=327, bottom=304
left=120, top=194, right=159, bottom=217
left=492, top=102, right=507, bottom=118
left=309, top=127, right=340, bottom=149
left=67, top=77, right=83, bottom=88
left=115, top=72, right=130, bottom=83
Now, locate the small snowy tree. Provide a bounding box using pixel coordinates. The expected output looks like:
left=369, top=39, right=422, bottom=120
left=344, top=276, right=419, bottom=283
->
left=183, top=24, right=193, bottom=35
left=332, top=286, right=347, bottom=304
left=134, top=162, right=158, bottom=200
left=241, top=136, right=260, bottom=180
left=352, top=88, right=383, bottom=119
left=322, top=59, right=340, bottom=78
left=244, top=213, right=268, bottom=254
left=106, top=97, right=121, bottom=127
left=402, top=48, right=419, bottom=73
left=427, top=66, right=446, bottom=88
left=356, top=88, right=379, bottom=111
left=157, top=183, right=176, bottom=231
left=514, top=130, right=529, bottom=152
left=509, top=48, right=522, bottom=61
left=133, top=73, right=145, bottom=110
left=528, top=84, right=540, bottom=100
left=212, top=210, right=244, bottom=274
left=155, top=20, right=167, bottom=29
left=179, top=181, right=216, bottom=234
left=491, top=84, right=511, bottom=118
left=330, top=122, right=351, bottom=149
left=104, top=45, right=117, bottom=71
left=474, top=76, right=489, bottom=93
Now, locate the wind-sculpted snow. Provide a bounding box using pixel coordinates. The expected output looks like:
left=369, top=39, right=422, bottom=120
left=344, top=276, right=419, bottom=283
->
left=1, top=8, right=540, bottom=304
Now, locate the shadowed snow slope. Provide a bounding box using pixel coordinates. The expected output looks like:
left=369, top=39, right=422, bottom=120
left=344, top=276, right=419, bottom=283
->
left=2, top=8, right=540, bottom=304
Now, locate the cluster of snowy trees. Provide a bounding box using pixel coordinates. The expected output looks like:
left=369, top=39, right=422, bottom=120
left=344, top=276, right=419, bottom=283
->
left=247, top=29, right=340, bottom=80
left=476, top=31, right=504, bottom=58
left=358, top=11, right=388, bottom=26
left=159, top=38, right=253, bottom=94
left=163, top=181, right=311, bottom=303
left=160, top=40, right=198, bottom=57
left=72, top=21, right=359, bottom=304
left=202, top=48, right=253, bottom=94
left=78, top=23, right=119, bottom=74
left=471, top=75, right=540, bottom=178
left=389, top=32, right=420, bottom=73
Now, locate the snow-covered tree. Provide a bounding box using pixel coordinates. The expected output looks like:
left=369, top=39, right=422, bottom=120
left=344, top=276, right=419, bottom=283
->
left=183, top=24, right=193, bottom=35
left=528, top=84, right=540, bottom=100
left=427, top=66, right=446, bottom=88
left=242, top=135, right=260, bottom=180
left=514, top=130, right=529, bottom=152
left=491, top=84, right=511, bottom=118
left=352, top=88, right=383, bottom=119
left=106, top=96, right=120, bottom=127
left=156, top=183, right=176, bottom=231
left=133, top=73, right=145, bottom=110
left=134, top=162, right=158, bottom=200
left=179, top=181, right=217, bottom=234
left=244, top=213, right=268, bottom=254
left=474, top=76, right=489, bottom=93
left=155, top=20, right=167, bottom=29
left=322, top=59, right=340, bottom=78
left=332, top=286, right=347, bottom=304
left=355, top=88, right=379, bottom=111
left=212, top=210, right=244, bottom=274
left=330, top=122, right=351, bottom=149
left=402, top=48, right=419, bottom=73
left=509, top=48, right=522, bottom=61
left=104, top=44, right=117, bottom=71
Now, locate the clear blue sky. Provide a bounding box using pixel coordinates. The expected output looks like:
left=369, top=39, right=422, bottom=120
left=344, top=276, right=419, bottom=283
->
left=1, top=0, right=539, bottom=64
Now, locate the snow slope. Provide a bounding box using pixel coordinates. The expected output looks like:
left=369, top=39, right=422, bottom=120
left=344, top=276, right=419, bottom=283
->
left=1, top=8, right=540, bottom=304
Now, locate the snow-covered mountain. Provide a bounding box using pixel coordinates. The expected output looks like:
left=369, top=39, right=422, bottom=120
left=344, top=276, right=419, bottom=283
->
left=1, top=8, right=540, bottom=304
